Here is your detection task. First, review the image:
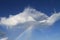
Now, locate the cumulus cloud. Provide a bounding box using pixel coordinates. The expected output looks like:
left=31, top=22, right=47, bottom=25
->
left=0, top=7, right=48, bottom=27
left=0, top=7, right=60, bottom=40
left=0, top=7, right=60, bottom=27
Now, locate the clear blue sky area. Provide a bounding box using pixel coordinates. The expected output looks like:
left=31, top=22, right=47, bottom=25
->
left=0, top=0, right=60, bottom=17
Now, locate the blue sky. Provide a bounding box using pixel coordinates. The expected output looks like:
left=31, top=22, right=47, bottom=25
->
left=0, top=0, right=60, bottom=40
left=0, top=0, right=60, bottom=17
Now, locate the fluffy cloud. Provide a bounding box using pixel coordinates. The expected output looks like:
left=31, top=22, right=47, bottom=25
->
left=0, top=7, right=60, bottom=27
left=0, top=7, right=60, bottom=40
left=0, top=7, right=48, bottom=27
left=46, top=13, right=60, bottom=25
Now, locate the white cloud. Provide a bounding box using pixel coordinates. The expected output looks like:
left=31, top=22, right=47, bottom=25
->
left=46, top=13, right=60, bottom=25
left=0, top=7, right=48, bottom=27
left=0, top=37, right=8, bottom=40
left=0, top=7, right=60, bottom=40
left=0, top=7, right=60, bottom=29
